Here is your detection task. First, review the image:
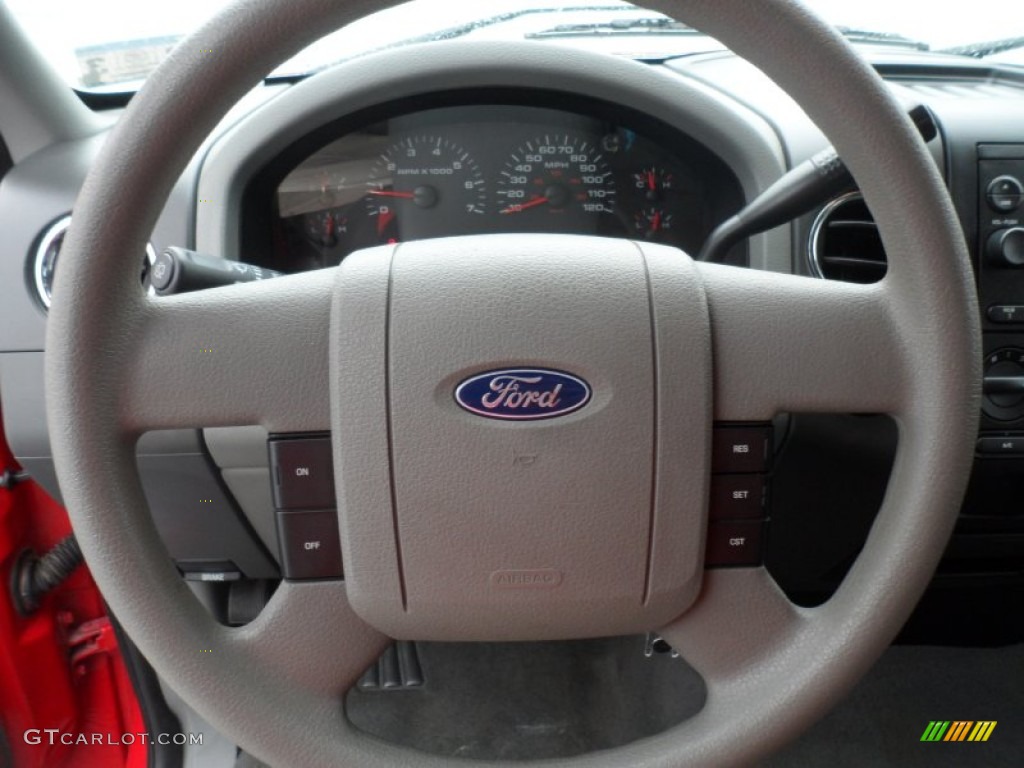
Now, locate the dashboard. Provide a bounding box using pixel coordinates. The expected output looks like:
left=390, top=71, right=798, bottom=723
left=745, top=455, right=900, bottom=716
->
left=247, top=101, right=744, bottom=272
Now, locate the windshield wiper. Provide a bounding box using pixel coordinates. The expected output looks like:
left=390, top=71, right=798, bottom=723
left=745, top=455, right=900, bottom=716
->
left=835, top=27, right=929, bottom=50
left=940, top=36, right=1024, bottom=59
left=525, top=16, right=693, bottom=38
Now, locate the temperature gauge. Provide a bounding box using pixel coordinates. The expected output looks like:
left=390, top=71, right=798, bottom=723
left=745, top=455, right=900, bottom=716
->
left=633, top=166, right=675, bottom=201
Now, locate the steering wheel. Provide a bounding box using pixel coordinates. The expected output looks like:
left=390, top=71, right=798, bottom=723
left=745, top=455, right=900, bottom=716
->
left=45, top=0, right=981, bottom=765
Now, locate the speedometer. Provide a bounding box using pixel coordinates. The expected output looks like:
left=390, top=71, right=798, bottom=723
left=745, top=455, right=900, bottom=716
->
left=496, top=135, right=616, bottom=217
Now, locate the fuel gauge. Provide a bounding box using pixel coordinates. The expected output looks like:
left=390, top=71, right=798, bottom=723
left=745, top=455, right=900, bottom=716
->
left=634, top=207, right=674, bottom=239
left=304, top=209, right=348, bottom=249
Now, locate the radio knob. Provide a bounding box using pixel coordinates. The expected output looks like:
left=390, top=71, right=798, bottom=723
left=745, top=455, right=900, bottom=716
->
left=986, top=227, right=1024, bottom=267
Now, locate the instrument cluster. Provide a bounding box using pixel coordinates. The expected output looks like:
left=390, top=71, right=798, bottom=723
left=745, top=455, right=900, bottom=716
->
left=261, top=103, right=744, bottom=271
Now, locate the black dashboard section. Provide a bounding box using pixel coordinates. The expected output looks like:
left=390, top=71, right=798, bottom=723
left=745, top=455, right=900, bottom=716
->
left=239, top=91, right=746, bottom=272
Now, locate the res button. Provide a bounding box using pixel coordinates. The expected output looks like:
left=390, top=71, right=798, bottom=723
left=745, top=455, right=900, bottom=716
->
left=712, top=425, right=772, bottom=473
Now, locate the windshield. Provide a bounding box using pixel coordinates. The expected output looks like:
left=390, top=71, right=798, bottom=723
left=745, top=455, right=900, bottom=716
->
left=4, top=0, right=1021, bottom=93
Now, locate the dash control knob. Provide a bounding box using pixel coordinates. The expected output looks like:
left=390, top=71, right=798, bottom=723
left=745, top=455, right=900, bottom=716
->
left=983, top=348, right=1024, bottom=421
left=986, top=227, right=1024, bottom=268
left=986, top=175, right=1023, bottom=213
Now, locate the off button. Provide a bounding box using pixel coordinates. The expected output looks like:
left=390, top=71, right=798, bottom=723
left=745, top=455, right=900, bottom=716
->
left=276, top=509, right=343, bottom=579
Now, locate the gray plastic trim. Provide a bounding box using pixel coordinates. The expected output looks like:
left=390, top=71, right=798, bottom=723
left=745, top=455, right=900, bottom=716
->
left=0, top=4, right=104, bottom=164
left=138, top=454, right=278, bottom=579
left=204, top=425, right=270, bottom=468
left=220, top=468, right=279, bottom=562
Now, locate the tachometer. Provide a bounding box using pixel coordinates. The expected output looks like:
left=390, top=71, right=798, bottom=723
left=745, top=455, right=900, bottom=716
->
left=496, top=135, right=615, bottom=217
left=364, top=136, right=485, bottom=242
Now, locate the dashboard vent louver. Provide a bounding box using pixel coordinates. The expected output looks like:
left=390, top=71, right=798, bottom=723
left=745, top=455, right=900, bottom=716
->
left=808, top=192, right=887, bottom=284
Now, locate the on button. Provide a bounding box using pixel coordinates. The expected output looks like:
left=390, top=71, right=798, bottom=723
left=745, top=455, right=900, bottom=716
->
left=269, top=436, right=335, bottom=509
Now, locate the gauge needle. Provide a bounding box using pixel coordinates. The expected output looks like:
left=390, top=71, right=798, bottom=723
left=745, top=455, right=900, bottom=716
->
left=499, top=195, right=549, bottom=214
left=368, top=189, right=416, bottom=199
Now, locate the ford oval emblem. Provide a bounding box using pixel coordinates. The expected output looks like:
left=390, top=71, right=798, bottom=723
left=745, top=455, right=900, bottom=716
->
left=454, top=368, right=591, bottom=421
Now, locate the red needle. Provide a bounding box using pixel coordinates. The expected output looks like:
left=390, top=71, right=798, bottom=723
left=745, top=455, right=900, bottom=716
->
left=500, top=195, right=549, bottom=214
left=651, top=210, right=661, bottom=232
left=647, top=170, right=656, bottom=190
left=368, top=189, right=416, bottom=199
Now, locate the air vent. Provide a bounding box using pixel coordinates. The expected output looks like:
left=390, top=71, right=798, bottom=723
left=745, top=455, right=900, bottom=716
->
left=808, top=192, right=887, bottom=284
left=32, top=215, right=156, bottom=310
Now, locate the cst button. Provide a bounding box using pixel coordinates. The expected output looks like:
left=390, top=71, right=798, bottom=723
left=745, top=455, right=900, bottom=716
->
left=705, top=520, right=766, bottom=567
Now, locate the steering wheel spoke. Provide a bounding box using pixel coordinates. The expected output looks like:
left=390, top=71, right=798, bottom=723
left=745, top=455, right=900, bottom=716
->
left=120, top=269, right=335, bottom=434
left=229, top=581, right=389, bottom=697
left=697, top=263, right=904, bottom=419
left=660, top=568, right=805, bottom=681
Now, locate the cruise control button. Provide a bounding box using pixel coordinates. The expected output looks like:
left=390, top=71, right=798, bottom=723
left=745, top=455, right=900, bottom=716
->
left=976, top=436, right=1024, bottom=455
left=269, top=436, right=335, bottom=509
left=276, top=509, right=343, bottom=579
left=712, top=426, right=771, bottom=473
left=710, top=475, right=766, bottom=520
left=705, top=520, right=766, bottom=567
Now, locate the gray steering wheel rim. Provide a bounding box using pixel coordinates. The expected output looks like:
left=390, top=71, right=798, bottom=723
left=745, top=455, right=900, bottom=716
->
left=44, top=1, right=981, bottom=766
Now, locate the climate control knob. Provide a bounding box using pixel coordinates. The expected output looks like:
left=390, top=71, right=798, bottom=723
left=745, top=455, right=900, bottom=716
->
left=986, top=227, right=1024, bottom=267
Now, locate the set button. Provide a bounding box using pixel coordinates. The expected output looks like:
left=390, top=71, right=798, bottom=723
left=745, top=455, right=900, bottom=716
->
left=710, top=474, right=766, bottom=520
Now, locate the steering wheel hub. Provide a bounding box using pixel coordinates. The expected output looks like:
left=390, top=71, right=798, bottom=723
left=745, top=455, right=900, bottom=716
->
left=333, top=235, right=710, bottom=640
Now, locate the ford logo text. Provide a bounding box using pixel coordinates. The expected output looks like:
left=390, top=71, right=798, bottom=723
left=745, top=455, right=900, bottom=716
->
left=454, top=368, right=591, bottom=421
